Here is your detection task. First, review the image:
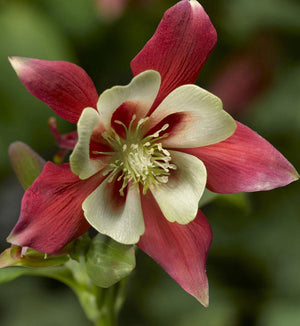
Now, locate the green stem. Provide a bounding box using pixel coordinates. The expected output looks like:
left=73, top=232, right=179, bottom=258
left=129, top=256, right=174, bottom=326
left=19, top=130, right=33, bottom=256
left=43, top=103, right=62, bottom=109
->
left=94, top=278, right=129, bottom=326
left=30, top=259, right=128, bottom=326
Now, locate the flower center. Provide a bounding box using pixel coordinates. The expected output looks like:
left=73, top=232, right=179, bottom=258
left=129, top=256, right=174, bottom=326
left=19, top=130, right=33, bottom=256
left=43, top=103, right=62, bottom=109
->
left=99, top=115, right=176, bottom=195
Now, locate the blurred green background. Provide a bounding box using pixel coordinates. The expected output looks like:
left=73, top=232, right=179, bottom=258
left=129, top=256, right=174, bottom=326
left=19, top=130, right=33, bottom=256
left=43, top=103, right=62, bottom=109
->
left=0, top=0, right=300, bottom=325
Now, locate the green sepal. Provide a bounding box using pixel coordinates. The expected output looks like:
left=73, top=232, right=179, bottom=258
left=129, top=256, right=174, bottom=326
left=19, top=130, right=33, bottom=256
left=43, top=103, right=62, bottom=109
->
left=8, top=141, right=45, bottom=190
left=86, top=234, right=136, bottom=288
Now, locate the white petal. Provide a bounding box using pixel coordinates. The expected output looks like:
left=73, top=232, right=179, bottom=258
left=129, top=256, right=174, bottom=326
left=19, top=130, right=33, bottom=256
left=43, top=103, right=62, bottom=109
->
left=150, top=150, right=207, bottom=224
left=70, top=107, right=102, bottom=179
left=97, top=70, right=161, bottom=129
left=83, top=179, right=145, bottom=244
left=147, top=85, right=236, bottom=148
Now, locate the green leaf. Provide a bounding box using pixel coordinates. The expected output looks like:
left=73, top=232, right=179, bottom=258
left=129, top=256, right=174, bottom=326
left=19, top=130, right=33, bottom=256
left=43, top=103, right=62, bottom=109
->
left=86, top=234, right=135, bottom=288
left=8, top=141, right=45, bottom=189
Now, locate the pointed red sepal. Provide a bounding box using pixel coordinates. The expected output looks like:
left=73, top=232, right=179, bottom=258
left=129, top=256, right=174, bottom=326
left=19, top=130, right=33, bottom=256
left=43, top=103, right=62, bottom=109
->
left=9, top=57, right=99, bottom=123
left=8, top=163, right=104, bottom=254
left=138, top=191, right=212, bottom=306
left=131, top=0, right=217, bottom=112
left=183, top=122, right=299, bottom=193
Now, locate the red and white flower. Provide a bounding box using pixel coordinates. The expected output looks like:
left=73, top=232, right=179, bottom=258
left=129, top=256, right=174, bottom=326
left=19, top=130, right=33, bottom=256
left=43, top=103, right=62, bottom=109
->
left=7, top=0, right=298, bottom=306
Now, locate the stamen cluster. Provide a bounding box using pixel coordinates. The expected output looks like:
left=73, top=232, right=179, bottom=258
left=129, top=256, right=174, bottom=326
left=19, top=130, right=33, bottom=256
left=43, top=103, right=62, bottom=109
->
left=100, top=115, right=176, bottom=195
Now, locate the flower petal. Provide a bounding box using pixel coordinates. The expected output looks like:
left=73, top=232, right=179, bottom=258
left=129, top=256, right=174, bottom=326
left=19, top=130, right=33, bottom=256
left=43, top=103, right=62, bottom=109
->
left=146, top=85, right=236, bottom=148
left=70, top=107, right=104, bottom=179
left=138, top=191, right=212, bottom=306
left=9, top=57, right=99, bottom=123
left=183, top=122, right=299, bottom=193
left=150, top=150, right=206, bottom=224
left=131, top=0, right=217, bottom=111
left=97, top=70, right=160, bottom=130
left=7, top=163, right=104, bottom=254
left=82, top=178, right=145, bottom=244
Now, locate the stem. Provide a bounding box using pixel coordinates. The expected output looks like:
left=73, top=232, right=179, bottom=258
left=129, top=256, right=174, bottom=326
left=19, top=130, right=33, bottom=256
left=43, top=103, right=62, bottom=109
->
left=31, top=259, right=128, bottom=326
left=94, top=278, right=129, bottom=326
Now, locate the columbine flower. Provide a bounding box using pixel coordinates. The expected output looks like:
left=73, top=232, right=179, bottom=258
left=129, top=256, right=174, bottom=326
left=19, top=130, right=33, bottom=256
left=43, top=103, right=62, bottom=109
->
left=7, top=0, right=298, bottom=306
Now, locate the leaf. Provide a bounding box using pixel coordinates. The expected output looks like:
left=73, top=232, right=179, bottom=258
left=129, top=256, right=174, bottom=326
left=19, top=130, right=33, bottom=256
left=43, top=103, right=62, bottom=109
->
left=8, top=141, right=45, bottom=189
left=86, top=234, right=136, bottom=288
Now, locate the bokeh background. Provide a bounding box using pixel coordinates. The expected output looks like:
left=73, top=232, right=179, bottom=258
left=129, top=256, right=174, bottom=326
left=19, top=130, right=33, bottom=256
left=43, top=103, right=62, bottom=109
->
left=0, top=0, right=300, bottom=325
